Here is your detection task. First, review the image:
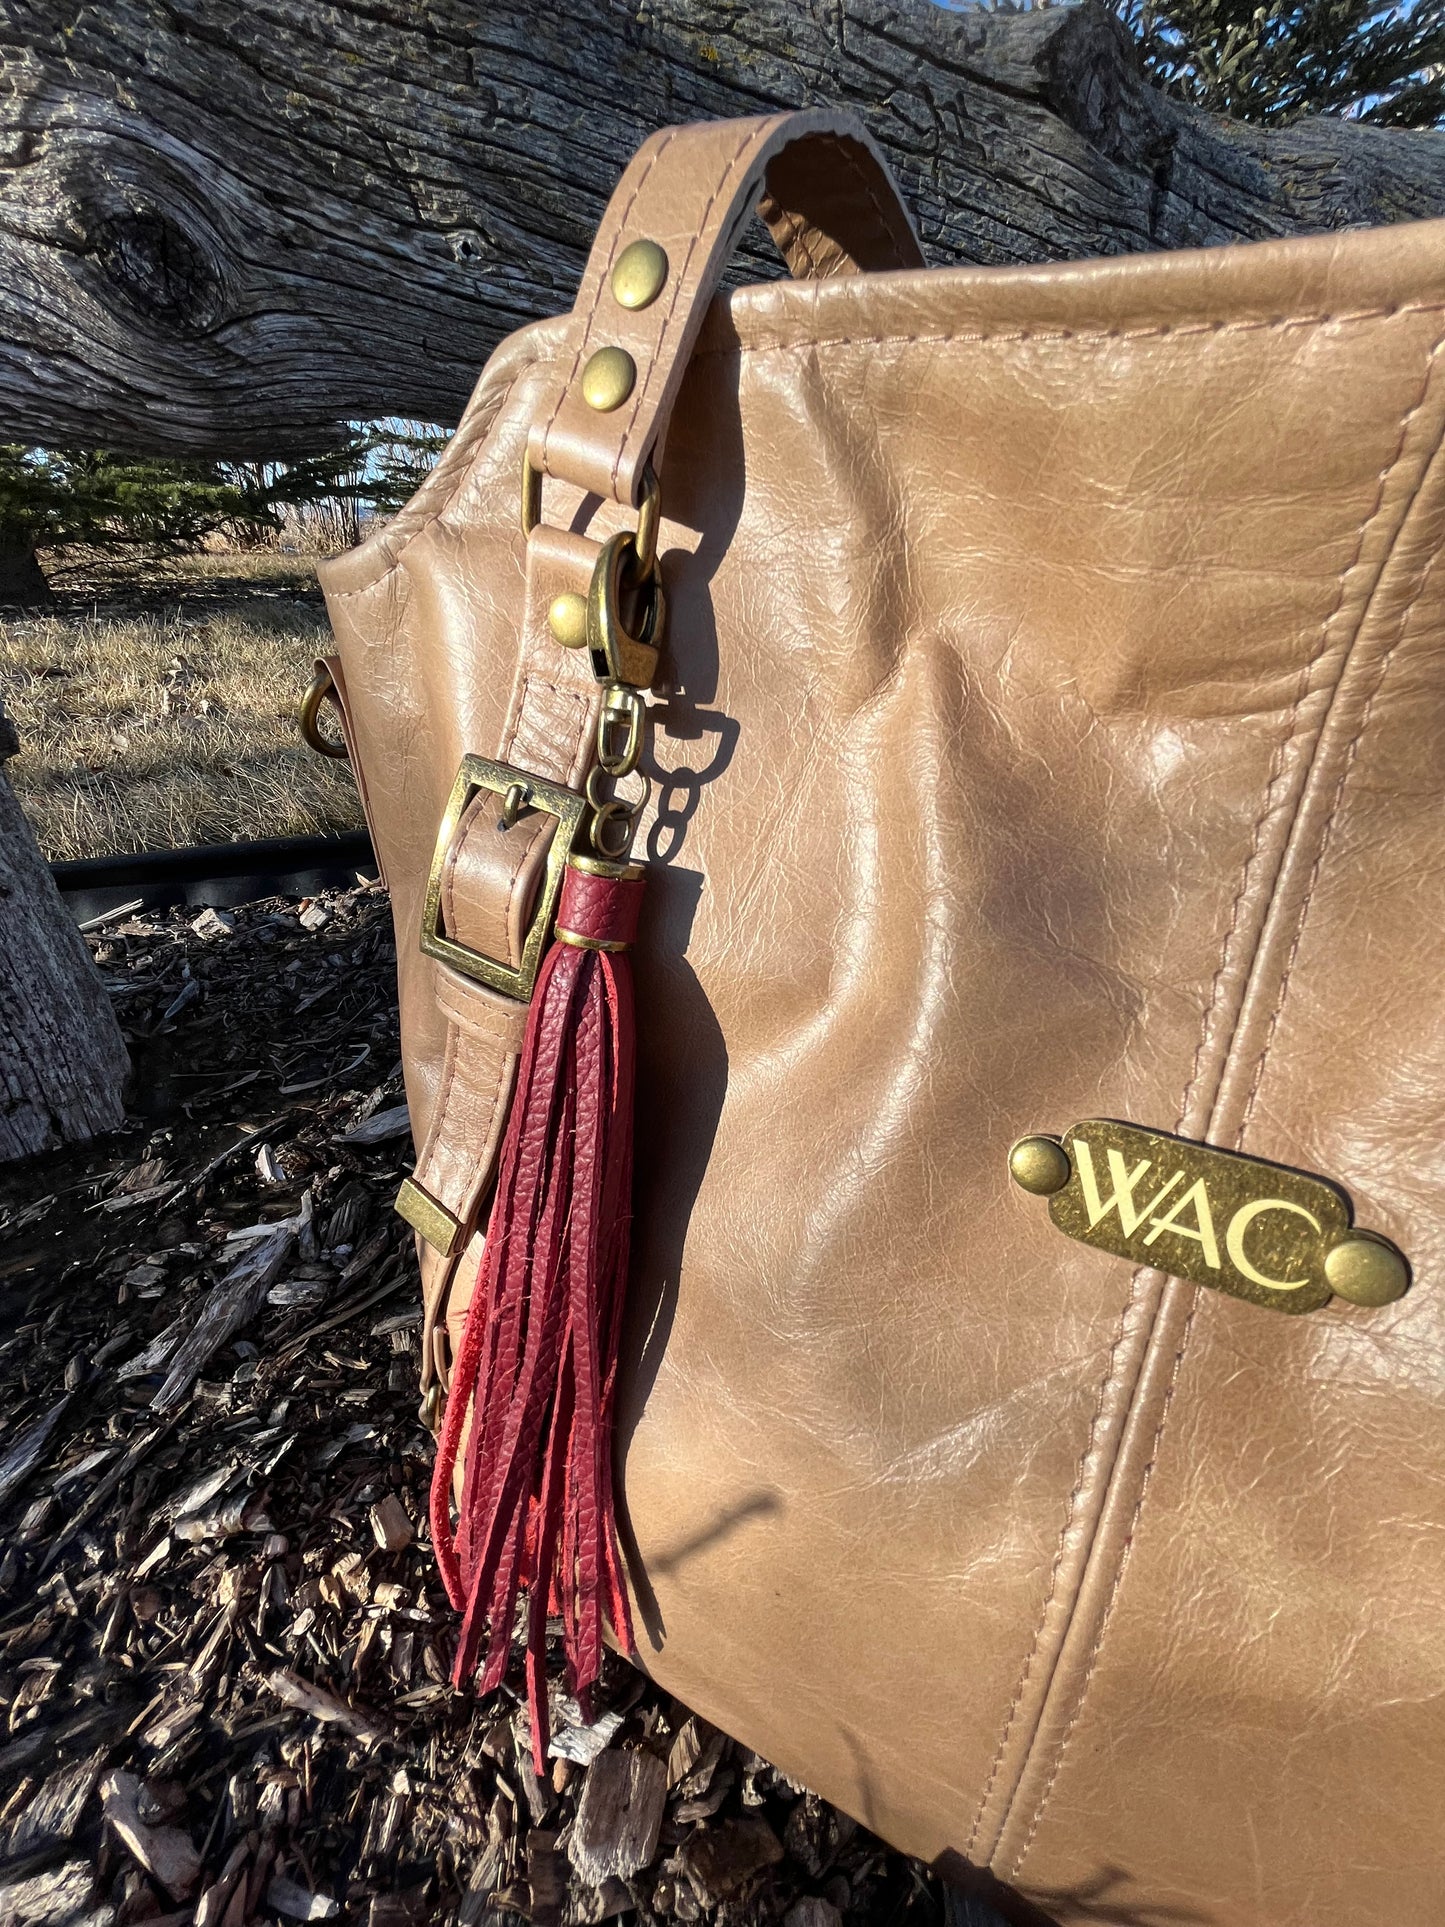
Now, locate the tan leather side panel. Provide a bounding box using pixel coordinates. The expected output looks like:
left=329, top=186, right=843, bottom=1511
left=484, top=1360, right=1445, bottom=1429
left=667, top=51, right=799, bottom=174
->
left=318, top=212, right=1445, bottom=1925
left=996, top=345, right=1445, bottom=1924
left=617, top=281, right=1445, bottom=1887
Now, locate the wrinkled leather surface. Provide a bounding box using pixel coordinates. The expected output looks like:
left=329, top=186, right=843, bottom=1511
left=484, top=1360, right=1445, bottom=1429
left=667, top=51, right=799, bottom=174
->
left=319, top=118, right=1445, bottom=1925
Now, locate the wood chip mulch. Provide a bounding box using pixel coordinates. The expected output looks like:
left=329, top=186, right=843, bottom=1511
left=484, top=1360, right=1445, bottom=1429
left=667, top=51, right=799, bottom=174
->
left=0, top=882, right=975, bottom=1927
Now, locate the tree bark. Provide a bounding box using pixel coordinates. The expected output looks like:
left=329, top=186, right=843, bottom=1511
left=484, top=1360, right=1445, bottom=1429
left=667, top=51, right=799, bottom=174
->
left=2, top=0, right=1444, bottom=460
left=0, top=534, right=53, bottom=610
left=0, top=706, right=130, bottom=1160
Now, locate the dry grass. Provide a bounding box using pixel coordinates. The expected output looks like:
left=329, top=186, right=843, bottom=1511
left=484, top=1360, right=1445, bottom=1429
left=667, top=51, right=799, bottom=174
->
left=2, top=550, right=365, bottom=860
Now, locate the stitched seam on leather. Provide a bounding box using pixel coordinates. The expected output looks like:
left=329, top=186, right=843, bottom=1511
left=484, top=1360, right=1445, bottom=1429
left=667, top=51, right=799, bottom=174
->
left=688, top=300, right=1445, bottom=360
left=608, top=123, right=763, bottom=497
left=1237, top=389, right=1445, bottom=1135
left=962, top=1289, right=1138, bottom=1858
left=1004, top=328, right=1445, bottom=1882
left=1006, top=1277, right=1204, bottom=1879
left=972, top=310, right=1426, bottom=1867
left=475, top=1050, right=516, bottom=1175
left=460, top=1046, right=513, bottom=1221
left=971, top=564, right=1339, bottom=1844
left=499, top=675, right=591, bottom=780
left=440, top=793, right=472, bottom=948
left=537, top=129, right=681, bottom=479
left=832, top=136, right=914, bottom=271
left=564, top=692, right=594, bottom=787
left=504, top=838, right=528, bottom=962
left=500, top=672, right=533, bottom=762
left=330, top=305, right=1445, bottom=605
left=415, top=1003, right=463, bottom=1193
left=1237, top=567, right=1439, bottom=1131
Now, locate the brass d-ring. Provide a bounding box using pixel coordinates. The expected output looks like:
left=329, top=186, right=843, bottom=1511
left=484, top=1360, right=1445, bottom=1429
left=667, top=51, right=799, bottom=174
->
left=631, top=463, right=662, bottom=582
left=298, top=666, right=349, bottom=759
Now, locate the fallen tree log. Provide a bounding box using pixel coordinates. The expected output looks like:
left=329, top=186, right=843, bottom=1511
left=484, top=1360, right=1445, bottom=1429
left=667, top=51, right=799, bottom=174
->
left=2, top=0, right=1444, bottom=459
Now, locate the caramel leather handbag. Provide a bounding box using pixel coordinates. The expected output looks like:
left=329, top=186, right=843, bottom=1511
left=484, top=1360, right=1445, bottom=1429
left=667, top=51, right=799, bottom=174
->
left=314, top=109, right=1445, bottom=1925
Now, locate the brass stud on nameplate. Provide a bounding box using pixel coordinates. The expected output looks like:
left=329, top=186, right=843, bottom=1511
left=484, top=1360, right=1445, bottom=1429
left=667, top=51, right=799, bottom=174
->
left=1008, top=1121, right=1410, bottom=1314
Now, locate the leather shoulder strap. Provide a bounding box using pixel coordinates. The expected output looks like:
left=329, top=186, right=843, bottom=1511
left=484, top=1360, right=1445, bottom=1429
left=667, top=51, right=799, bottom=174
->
left=405, top=109, right=922, bottom=1417
left=527, top=109, right=923, bottom=509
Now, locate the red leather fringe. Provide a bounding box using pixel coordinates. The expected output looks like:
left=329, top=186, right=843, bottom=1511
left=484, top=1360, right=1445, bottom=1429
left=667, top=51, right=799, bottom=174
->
left=430, top=865, right=642, bottom=1773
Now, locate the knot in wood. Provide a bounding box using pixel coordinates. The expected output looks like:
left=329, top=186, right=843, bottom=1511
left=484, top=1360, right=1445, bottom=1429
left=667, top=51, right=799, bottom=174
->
left=85, top=206, right=223, bottom=334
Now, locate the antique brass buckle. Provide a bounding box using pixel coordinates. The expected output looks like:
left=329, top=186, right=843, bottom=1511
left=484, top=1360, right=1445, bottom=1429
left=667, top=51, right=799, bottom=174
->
left=419, top=756, right=587, bottom=1002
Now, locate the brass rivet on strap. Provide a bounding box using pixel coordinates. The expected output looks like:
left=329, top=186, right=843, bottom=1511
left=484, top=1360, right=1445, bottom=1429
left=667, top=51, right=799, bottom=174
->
left=1324, top=1233, right=1409, bottom=1307
left=1008, top=1135, right=1072, bottom=1197
left=547, top=591, right=589, bottom=649
left=582, top=346, right=636, bottom=412
left=611, top=238, right=668, bottom=311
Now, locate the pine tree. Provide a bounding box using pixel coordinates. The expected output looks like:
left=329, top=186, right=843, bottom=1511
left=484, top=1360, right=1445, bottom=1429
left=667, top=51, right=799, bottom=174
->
left=0, top=424, right=454, bottom=608
left=0, top=446, right=266, bottom=604
left=1115, top=0, right=1445, bottom=126
left=0, top=447, right=262, bottom=546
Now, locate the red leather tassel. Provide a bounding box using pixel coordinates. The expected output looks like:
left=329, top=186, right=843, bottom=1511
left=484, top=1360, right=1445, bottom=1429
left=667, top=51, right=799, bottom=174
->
left=431, top=860, right=643, bottom=1772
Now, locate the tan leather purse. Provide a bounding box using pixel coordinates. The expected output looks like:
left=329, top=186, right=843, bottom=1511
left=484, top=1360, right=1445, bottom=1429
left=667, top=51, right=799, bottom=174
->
left=315, top=108, right=1445, bottom=1926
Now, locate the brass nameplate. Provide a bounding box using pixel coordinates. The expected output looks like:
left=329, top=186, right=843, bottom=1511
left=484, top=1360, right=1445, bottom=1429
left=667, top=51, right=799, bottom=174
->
left=1008, top=1120, right=1409, bottom=1314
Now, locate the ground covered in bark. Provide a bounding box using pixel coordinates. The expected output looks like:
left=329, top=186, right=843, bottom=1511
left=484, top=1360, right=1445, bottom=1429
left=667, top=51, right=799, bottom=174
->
left=0, top=883, right=956, bottom=1927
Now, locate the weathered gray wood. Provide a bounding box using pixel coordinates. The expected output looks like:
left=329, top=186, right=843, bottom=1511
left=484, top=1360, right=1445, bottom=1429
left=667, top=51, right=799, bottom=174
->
left=151, top=1222, right=295, bottom=1412
left=569, top=1749, right=668, bottom=1885
left=0, top=705, right=129, bottom=1160
left=2, top=0, right=1444, bottom=459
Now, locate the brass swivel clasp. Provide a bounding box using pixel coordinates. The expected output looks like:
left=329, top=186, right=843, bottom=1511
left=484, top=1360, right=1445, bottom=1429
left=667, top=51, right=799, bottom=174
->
left=524, top=452, right=663, bottom=864
left=587, top=528, right=664, bottom=691
left=587, top=679, right=651, bottom=860
left=582, top=509, right=663, bottom=863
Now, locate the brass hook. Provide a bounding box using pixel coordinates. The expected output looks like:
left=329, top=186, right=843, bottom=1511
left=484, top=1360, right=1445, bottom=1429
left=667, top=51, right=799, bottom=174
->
left=298, top=666, right=349, bottom=760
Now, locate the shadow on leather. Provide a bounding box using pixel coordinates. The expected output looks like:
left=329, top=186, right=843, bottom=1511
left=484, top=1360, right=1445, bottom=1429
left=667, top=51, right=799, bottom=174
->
left=936, top=1849, right=1211, bottom=1927
left=936, top=1853, right=1062, bottom=1927
left=647, top=1489, right=783, bottom=1579
left=612, top=862, right=734, bottom=1650
left=1026, top=1866, right=1211, bottom=1927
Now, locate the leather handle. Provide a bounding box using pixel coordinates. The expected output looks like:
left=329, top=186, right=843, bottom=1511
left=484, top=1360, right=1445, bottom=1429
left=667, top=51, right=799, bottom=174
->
left=527, top=110, right=924, bottom=510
